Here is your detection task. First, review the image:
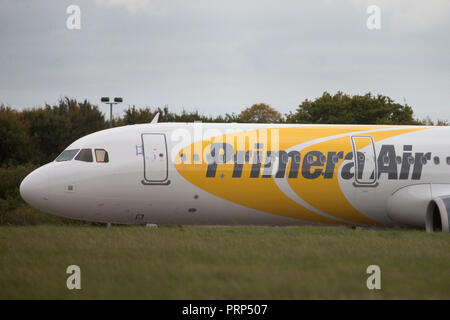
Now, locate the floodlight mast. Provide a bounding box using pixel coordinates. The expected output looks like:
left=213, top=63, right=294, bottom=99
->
left=101, top=97, right=123, bottom=128
left=100, top=97, right=123, bottom=229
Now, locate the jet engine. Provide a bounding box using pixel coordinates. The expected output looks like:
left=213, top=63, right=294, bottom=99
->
left=425, top=197, right=450, bottom=232
left=387, top=184, right=450, bottom=232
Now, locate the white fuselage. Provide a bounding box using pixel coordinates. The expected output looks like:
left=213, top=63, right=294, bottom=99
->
left=20, top=123, right=450, bottom=231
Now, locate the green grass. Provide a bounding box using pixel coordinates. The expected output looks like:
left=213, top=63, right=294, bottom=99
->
left=0, top=225, right=449, bottom=299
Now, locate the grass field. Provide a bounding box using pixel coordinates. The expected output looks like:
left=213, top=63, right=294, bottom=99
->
left=0, top=225, right=449, bottom=299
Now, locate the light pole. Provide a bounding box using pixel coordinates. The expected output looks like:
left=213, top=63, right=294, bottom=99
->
left=101, top=97, right=123, bottom=128
left=100, top=97, right=122, bottom=228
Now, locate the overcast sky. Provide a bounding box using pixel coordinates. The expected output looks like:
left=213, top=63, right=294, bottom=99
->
left=0, top=0, right=449, bottom=120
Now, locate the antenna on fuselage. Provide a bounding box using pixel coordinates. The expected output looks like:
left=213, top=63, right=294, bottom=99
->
left=151, top=113, right=159, bottom=124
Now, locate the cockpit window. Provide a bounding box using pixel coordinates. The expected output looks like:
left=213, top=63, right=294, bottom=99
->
left=95, top=149, right=109, bottom=163
left=55, top=149, right=80, bottom=162
left=75, top=149, right=93, bottom=162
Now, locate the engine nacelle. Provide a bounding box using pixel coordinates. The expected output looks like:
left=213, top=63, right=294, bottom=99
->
left=387, top=184, right=431, bottom=229
left=426, top=197, right=450, bottom=232
left=388, top=184, right=450, bottom=232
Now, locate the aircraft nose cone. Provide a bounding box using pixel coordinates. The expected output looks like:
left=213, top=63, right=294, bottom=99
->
left=20, top=167, right=49, bottom=209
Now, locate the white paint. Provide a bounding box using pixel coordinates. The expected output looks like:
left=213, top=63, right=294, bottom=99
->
left=18, top=123, right=450, bottom=231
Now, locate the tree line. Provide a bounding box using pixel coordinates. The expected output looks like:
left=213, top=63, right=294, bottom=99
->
left=0, top=91, right=446, bottom=167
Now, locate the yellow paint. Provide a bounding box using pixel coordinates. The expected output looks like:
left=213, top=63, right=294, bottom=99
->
left=286, top=128, right=423, bottom=225
left=175, top=126, right=426, bottom=225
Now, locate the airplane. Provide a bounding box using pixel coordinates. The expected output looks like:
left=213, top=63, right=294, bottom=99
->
left=19, top=116, right=450, bottom=232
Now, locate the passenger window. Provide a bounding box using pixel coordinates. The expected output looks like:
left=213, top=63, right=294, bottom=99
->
left=95, top=149, right=109, bottom=163
left=332, top=155, right=339, bottom=164
left=193, top=154, right=200, bottom=163
left=447, top=157, right=450, bottom=165
left=55, top=149, right=80, bottom=162
left=319, top=155, right=326, bottom=165
left=75, top=149, right=93, bottom=162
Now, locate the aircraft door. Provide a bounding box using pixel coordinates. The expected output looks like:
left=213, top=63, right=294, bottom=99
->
left=351, top=136, right=378, bottom=186
left=142, top=133, right=170, bottom=185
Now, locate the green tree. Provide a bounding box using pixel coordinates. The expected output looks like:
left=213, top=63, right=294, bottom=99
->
left=21, top=98, right=107, bottom=164
left=0, top=106, right=30, bottom=167
left=286, top=92, right=421, bottom=125
left=239, top=103, right=282, bottom=123
left=419, top=117, right=449, bottom=126
left=122, top=105, right=159, bottom=124
left=122, top=105, right=238, bottom=124
left=64, top=98, right=108, bottom=138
